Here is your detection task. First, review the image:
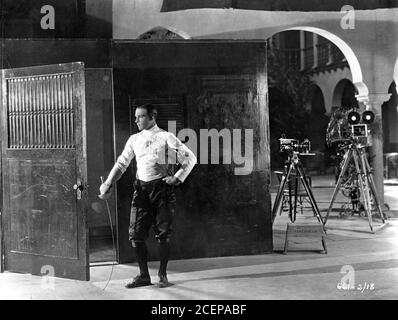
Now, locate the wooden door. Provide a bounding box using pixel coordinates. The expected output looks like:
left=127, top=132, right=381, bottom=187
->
left=0, top=62, right=89, bottom=280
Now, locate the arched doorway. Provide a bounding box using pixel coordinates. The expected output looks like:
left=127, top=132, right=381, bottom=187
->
left=308, top=84, right=328, bottom=152
left=267, top=29, right=359, bottom=178
left=281, top=26, right=367, bottom=98
left=382, top=81, right=398, bottom=181
left=268, top=86, right=296, bottom=168
left=332, top=79, right=359, bottom=109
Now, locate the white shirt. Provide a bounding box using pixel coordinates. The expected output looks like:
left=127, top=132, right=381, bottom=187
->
left=115, top=124, right=197, bottom=183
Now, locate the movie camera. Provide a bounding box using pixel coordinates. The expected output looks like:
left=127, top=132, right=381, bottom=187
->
left=347, top=109, right=375, bottom=138
left=279, top=137, right=312, bottom=154
left=326, top=107, right=375, bottom=146
left=324, top=107, right=386, bottom=232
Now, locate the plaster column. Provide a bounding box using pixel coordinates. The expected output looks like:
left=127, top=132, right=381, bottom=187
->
left=356, top=93, right=392, bottom=206
left=300, top=30, right=305, bottom=71
left=312, top=33, right=318, bottom=69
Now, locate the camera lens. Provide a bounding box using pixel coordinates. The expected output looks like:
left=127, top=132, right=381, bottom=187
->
left=347, top=111, right=361, bottom=125
left=362, top=110, right=375, bottom=124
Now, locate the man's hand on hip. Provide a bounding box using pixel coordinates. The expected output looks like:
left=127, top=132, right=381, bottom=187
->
left=162, top=176, right=181, bottom=186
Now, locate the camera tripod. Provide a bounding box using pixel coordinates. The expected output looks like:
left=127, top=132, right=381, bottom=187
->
left=272, top=152, right=325, bottom=229
left=323, top=142, right=387, bottom=232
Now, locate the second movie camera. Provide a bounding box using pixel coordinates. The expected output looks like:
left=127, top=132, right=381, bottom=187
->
left=279, top=137, right=311, bottom=154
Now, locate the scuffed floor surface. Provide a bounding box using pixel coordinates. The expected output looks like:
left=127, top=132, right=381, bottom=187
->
left=1, top=176, right=398, bottom=300
left=1, top=216, right=398, bottom=300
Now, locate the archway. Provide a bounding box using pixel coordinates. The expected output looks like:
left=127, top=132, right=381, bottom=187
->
left=332, top=79, right=359, bottom=109
left=137, top=26, right=191, bottom=40
left=308, top=84, right=328, bottom=152
left=268, top=86, right=296, bottom=168
left=310, top=85, right=326, bottom=115
left=382, top=81, right=398, bottom=154
left=281, top=26, right=368, bottom=99
left=266, top=28, right=361, bottom=174
left=264, top=28, right=376, bottom=206
left=382, top=81, right=398, bottom=191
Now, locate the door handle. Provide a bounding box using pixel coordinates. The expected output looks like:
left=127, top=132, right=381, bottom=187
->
left=73, top=181, right=87, bottom=200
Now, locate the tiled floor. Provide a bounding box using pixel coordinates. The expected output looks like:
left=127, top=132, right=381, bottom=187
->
left=1, top=175, right=398, bottom=299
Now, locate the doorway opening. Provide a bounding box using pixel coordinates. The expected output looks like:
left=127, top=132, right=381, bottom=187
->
left=85, top=69, right=118, bottom=265
left=266, top=29, right=366, bottom=225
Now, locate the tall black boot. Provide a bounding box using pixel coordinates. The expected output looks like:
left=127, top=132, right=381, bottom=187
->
left=125, top=241, right=151, bottom=288
left=135, top=241, right=150, bottom=278
left=157, top=240, right=171, bottom=288
left=158, top=240, right=170, bottom=276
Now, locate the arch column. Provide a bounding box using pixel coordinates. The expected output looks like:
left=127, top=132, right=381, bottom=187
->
left=356, top=92, right=392, bottom=205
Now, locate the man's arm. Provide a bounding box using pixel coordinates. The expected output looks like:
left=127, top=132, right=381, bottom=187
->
left=163, top=133, right=197, bottom=185
left=99, top=136, right=136, bottom=198
left=99, top=165, right=123, bottom=193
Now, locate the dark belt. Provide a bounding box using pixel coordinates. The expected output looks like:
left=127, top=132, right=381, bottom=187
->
left=134, top=177, right=165, bottom=190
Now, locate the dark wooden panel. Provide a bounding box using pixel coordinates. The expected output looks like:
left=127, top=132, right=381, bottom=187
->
left=2, top=39, right=111, bottom=70
left=113, top=43, right=272, bottom=263
left=7, top=158, right=78, bottom=258
left=129, top=97, right=185, bottom=134
left=112, top=42, right=265, bottom=69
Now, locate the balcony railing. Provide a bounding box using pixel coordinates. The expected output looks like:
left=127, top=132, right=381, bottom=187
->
left=317, top=43, right=330, bottom=66
left=304, top=47, right=314, bottom=69
left=270, top=43, right=348, bottom=72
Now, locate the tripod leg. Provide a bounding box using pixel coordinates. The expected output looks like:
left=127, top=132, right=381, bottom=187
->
left=293, top=175, right=299, bottom=222
left=272, top=175, right=287, bottom=222
left=288, top=177, right=293, bottom=222
left=296, top=164, right=325, bottom=228
left=363, top=152, right=386, bottom=223
left=353, top=150, right=373, bottom=232
left=325, top=149, right=353, bottom=224
left=321, top=236, right=328, bottom=254
left=272, top=163, right=295, bottom=224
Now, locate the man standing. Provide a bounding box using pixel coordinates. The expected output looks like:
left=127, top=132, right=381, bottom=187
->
left=99, top=104, right=196, bottom=288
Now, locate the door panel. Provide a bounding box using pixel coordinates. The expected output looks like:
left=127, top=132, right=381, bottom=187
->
left=8, top=158, right=77, bottom=258
left=1, top=62, right=89, bottom=280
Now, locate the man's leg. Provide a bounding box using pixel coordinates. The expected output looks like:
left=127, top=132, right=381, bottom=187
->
left=126, top=185, right=153, bottom=288
left=154, top=231, right=172, bottom=288
left=152, top=181, right=176, bottom=287
left=131, top=240, right=150, bottom=278
left=157, top=238, right=170, bottom=278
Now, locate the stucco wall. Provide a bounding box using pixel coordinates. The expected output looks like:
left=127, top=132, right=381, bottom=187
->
left=312, top=67, right=353, bottom=114
left=113, top=1, right=397, bottom=96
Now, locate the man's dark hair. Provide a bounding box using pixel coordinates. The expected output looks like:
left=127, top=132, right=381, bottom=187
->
left=137, top=103, right=158, bottom=120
